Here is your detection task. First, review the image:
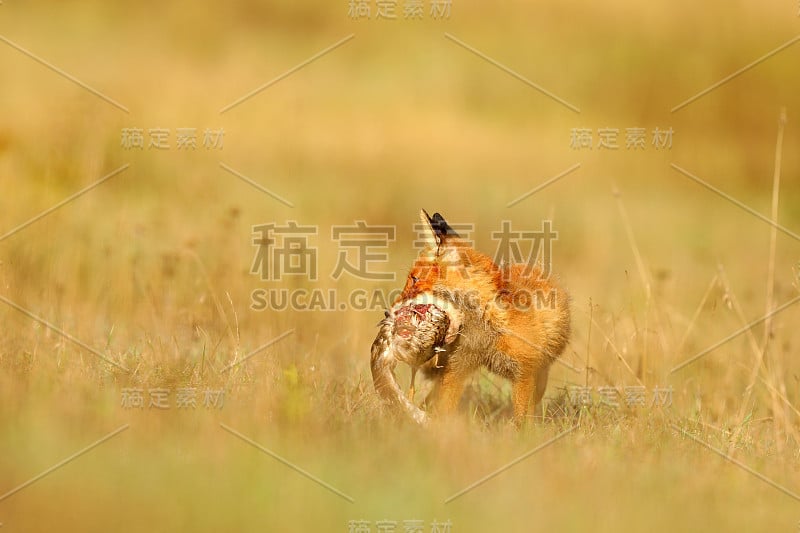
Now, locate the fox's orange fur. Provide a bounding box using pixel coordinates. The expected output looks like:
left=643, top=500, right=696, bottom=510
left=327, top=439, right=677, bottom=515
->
left=396, top=210, right=570, bottom=424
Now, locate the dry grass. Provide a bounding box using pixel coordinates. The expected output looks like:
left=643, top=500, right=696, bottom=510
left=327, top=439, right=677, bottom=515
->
left=1, top=1, right=799, bottom=531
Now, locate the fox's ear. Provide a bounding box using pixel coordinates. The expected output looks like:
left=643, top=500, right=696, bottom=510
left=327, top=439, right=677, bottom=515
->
left=419, top=209, right=461, bottom=260
left=430, top=212, right=459, bottom=239
left=419, top=209, right=440, bottom=252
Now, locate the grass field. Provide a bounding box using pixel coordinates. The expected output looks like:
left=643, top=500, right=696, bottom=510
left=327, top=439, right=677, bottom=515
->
left=1, top=1, right=800, bottom=531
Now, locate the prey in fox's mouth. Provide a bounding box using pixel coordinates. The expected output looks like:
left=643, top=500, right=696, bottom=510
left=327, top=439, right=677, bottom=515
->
left=389, top=303, right=449, bottom=366
left=370, top=297, right=462, bottom=425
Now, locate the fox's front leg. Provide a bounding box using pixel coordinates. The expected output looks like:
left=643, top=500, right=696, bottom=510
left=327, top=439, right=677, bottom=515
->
left=433, top=367, right=469, bottom=416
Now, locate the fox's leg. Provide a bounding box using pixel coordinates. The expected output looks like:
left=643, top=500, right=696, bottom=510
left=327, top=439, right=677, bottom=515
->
left=422, top=375, right=441, bottom=410
left=511, top=374, right=536, bottom=425
left=420, top=366, right=443, bottom=410
left=512, top=365, right=551, bottom=425
left=531, top=366, right=551, bottom=419
left=533, top=366, right=550, bottom=407
left=434, top=368, right=469, bottom=416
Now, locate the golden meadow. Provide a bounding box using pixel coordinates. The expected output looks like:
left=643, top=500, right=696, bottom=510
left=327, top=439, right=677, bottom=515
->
left=1, top=1, right=799, bottom=530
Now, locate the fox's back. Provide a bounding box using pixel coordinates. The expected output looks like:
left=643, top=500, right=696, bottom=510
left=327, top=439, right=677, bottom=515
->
left=413, top=246, right=569, bottom=378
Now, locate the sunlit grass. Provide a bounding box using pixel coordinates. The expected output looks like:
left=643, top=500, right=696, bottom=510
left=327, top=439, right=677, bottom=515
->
left=1, top=0, right=799, bottom=531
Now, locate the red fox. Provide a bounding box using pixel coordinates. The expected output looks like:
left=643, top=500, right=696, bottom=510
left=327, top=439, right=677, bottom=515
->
left=371, top=210, right=570, bottom=425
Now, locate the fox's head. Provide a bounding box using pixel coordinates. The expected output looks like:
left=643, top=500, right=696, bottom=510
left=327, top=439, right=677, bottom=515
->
left=397, top=208, right=506, bottom=309
left=398, top=210, right=472, bottom=303
left=389, top=209, right=469, bottom=347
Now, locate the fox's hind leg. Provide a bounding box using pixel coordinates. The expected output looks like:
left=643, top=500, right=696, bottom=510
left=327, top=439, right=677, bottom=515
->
left=533, top=366, right=550, bottom=407
left=512, top=366, right=550, bottom=425
left=511, top=375, right=535, bottom=425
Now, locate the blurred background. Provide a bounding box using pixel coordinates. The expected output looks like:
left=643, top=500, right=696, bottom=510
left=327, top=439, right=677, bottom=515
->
left=1, top=1, right=799, bottom=531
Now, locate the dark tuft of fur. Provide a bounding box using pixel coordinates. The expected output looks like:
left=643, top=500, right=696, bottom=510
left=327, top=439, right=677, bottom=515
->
left=428, top=211, right=460, bottom=238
